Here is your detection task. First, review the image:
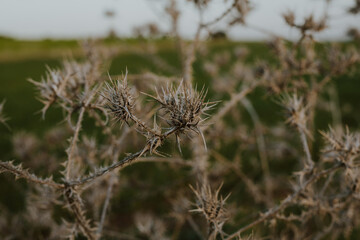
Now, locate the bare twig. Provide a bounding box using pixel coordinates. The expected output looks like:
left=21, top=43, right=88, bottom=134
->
left=224, top=163, right=343, bottom=239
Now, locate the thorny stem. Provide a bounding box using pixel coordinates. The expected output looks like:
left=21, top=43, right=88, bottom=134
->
left=0, top=161, right=64, bottom=189
left=299, top=129, right=314, bottom=168
left=68, top=127, right=180, bottom=187
left=95, top=129, right=129, bottom=236
left=134, top=156, right=192, bottom=166
left=64, top=187, right=96, bottom=240
left=130, top=114, right=159, bottom=136
left=90, top=110, right=132, bottom=236
left=68, top=150, right=143, bottom=187
left=224, top=163, right=343, bottom=240
left=66, top=106, right=86, bottom=180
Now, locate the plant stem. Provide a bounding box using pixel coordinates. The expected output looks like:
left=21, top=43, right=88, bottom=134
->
left=66, top=106, right=86, bottom=180
left=224, top=163, right=343, bottom=240
left=299, top=129, right=314, bottom=168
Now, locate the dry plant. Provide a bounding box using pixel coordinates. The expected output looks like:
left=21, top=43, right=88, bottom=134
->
left=1, top=0, right=360, bottom=239
left=0, top=100, right=9, bottom=129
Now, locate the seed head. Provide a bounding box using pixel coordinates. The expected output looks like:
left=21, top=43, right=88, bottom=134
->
left=189, top=183, right=230, bottom=229
left=320, top=127, right=360, bottom=163
left=28, top=67, right=69, bottom=118
left=283, top=11, right=295, bottom=27
left=102, top=71, right=135, bottom=125
left=146, top=81, right=215, bottom=151
left=281, top=93, right=310, bottom=136
left=150, top=81, right=213, bottom=133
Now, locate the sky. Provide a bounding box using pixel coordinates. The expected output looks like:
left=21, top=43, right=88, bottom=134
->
left=0, top=0, right=359, bottom=40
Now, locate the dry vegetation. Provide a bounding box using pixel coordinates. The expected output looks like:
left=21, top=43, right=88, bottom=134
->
left=1, top=0, right=360, bottom=239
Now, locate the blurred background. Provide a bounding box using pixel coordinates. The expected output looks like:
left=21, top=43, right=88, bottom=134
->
left=0, top=0, right=360, bottom=41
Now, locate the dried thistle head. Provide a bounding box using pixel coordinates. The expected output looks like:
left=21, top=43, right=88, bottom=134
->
left=283, top=11, right=326, bottom=32
left=283, top=11, right=295, bottom=27
left=148, top=81, right=214, bottom=149
left=327, top=45, right=360, bottom=75
left=28, top=67, right=68, bottom=118
left=29, top=48, right=106, bottom=119
left=152, top=81, right=212, bottom=130
left=320, top=127, right=360, bottom=164
left=281, top=93, right=310, bottom=136
left=233, top=0, right=252, bottom=24
left=189, top=183, right=230, bottom=231
left=348, top=0, right=360, bottom=14
left=102, top=71, right=135, bottom=125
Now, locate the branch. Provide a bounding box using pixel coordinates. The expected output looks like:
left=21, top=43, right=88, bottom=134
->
left=67, top=150, right=144, bottom=187
left=68, top=126, right=181, bottom=187
left=64, top=186, right=97, bottom=240
left=201, top=1, right=237, bottom=27
left=224, top=163, right=344, bottom=240
left=0, top=160, right=63, bottom=189
left=66, top=106, right=86, bottom=180
left=299, top=129, right=314, bottom=168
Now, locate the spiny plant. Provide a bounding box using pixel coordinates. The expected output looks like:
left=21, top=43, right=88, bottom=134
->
left=1, top=0, right=360, bottom=239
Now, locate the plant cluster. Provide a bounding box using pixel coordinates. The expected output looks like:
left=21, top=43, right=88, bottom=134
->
left=1, top=0, right=360, bottom=239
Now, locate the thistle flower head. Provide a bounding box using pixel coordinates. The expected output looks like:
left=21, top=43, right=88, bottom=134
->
left=189, top=183, right=230, bottom=229
left=28, top=67, right=67, bottom=118
left=28, top=58, right=104, bottom=119
left=283, top=11, right=326, bottom=32
left=146, top=81, right=215, bottom=151
left=102, top=71, right=135, bottom=125
left=150, top=81, right=214, bottom=134
left=320, top=127, right=360, bottom=163
left=234, top=0, right=252, bottom=24
left=283, top=11, right=295, bottom=27
left=281, top=93, right=310, bottom=136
